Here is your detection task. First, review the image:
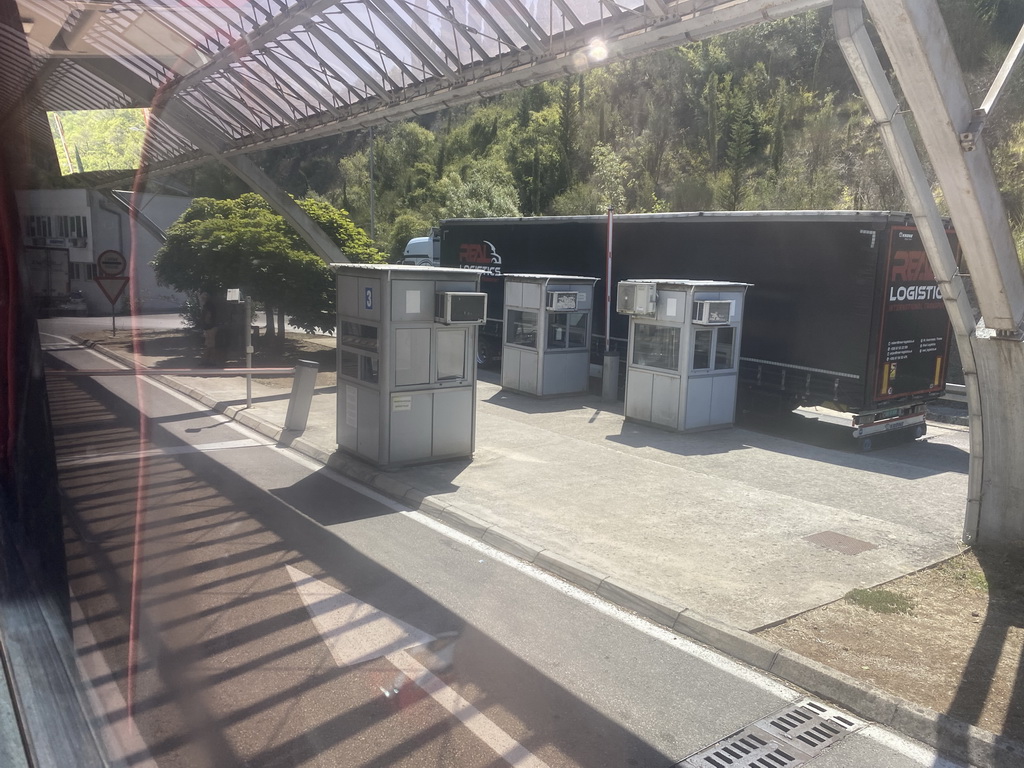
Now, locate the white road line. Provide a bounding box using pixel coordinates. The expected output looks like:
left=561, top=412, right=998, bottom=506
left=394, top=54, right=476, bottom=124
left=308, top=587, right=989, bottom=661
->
left=288, top=565, right=550, bottom=768
left=58, top=438, right=268, bottom=467
left=71, top=593, right=158, bottom=768
left=387, top=647, right=550, bottom=768
left=860, top=725, right=968, bottom=767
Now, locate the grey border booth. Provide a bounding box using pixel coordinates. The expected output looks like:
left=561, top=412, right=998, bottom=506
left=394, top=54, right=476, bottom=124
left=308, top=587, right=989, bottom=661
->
left=332, top=264, right=485, bottom=467
left=618, top=279, right=751, bottom=432
left=501, top=274, right=600, bottom=397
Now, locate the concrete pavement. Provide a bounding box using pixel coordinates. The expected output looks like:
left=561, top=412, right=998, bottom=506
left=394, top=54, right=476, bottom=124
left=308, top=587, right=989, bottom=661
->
left=68, top=331, right=1020, bottom=767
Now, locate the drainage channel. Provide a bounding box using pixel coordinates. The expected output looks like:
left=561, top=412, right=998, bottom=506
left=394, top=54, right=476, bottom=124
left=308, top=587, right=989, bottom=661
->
left=675, top=698, right=866, bottom=767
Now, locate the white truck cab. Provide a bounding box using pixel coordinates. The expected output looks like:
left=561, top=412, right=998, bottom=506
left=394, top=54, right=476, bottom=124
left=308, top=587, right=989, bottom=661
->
left=399, top=231, right=440, bottom=266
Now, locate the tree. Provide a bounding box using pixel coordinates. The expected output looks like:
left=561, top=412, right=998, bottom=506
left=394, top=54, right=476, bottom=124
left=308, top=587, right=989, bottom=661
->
left=436, top=162, right=521, bottom=219
left=153, top=193, right=384, bottom=338
left=48, top=109, right=147, bottom=174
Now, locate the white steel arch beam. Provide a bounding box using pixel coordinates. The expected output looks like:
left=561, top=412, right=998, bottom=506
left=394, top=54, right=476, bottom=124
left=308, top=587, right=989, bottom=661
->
left=854, top=0, right=1024, bottom=543
left=833, top=0, right=985, bottom=544
left=863, top=0, right=1024, bottom=335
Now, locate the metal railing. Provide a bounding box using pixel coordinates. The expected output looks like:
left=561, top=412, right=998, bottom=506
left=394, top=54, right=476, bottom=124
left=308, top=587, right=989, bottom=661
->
left=941, top=383, right=968, bottom=404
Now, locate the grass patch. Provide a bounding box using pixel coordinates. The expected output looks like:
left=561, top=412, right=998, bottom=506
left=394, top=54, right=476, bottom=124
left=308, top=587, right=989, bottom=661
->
left=940, top=554, right=990, bottom=593
left=846, top=587, right=915, bottom=615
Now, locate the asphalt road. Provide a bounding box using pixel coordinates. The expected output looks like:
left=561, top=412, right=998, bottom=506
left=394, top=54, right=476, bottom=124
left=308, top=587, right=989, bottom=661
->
left=39, top=324, right=968, bottom=768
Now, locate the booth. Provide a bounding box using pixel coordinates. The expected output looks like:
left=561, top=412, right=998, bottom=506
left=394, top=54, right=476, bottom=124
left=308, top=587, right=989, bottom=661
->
left=334, top=264, right=486, bottom=467
left=618, top=279, right=750, bottom=432
left=501, top=274, right=599, bottom=397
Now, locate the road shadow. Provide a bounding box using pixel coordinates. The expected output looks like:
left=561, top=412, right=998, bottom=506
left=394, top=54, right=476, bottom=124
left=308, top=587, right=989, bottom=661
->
left=53, top=369, right=675, bottom=768
left=937, top=544, right=1024, bottom=766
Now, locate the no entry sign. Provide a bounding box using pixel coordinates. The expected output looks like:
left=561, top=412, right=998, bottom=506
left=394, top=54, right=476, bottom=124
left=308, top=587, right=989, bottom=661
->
left=96, top=249, right=127, bottom=276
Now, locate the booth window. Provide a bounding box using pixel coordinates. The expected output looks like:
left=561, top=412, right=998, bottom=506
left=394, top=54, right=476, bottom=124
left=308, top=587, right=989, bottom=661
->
left=632, top=323, right=680, bottom=370
left=506, top=310, right=538, bottom=348
left=340, top=322, right=380, bottom=384
left=340, top=321, right=378, bottom=353
left=714, top=326, right=736, bottom=370
left=692, top=326, right=737, bottom=372
left=692, top=329, right=712, bottom=370
left=436, top=328, right=467, bottom=381
left=547, top=312, right=587, bottom=349
left=341, top=350, right=379, bottom=384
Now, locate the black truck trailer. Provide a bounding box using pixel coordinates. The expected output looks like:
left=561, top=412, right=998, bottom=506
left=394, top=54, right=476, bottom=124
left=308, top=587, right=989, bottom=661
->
left=438, top=211, right=957, bottom=446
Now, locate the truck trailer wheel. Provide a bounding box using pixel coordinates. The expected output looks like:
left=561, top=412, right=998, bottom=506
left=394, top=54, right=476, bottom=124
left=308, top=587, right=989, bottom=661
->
left=476, top=338, right=499, bottom=369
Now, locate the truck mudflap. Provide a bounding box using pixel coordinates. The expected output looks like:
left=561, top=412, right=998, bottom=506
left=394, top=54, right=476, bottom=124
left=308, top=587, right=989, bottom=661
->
left=851, top=403, right=929, bottom=450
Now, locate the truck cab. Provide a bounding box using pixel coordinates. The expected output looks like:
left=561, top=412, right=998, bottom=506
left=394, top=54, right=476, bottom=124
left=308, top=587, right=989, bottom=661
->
left=399, top=231, right=440, bottom=266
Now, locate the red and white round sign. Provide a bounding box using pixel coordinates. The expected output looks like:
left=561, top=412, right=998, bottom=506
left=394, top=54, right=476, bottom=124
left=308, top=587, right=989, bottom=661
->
left=96, top=249, right=127, bottom=276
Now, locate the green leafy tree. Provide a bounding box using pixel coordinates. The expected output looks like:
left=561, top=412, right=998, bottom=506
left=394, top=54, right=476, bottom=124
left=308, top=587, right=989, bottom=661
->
left=49, top=109, right=147, bottom=174
left=388, top=212, right=435, bottom=260
left=153, top=193, right=384, bottom=337
left=436, top=162, right=521, bottom=218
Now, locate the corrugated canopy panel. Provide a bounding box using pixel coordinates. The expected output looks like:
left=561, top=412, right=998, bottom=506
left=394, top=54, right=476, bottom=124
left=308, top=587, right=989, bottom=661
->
left=5, top=0, right=829, bottom=183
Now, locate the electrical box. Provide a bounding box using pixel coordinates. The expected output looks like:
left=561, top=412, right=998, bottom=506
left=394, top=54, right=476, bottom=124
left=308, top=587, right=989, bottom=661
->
left=693, top=300, right=734, bottom=325
left=435, top=291, right=487, bottom=325
left=617, top=281, right=657, bottom=316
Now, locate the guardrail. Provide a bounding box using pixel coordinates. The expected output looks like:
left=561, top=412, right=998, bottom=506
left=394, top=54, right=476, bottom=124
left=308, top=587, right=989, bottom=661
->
left=941, top=383, right=967, bottom=404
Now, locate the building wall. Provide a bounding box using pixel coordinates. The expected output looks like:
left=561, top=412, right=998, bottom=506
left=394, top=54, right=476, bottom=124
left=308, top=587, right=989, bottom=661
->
left=15, top=188, right=190, bottom=315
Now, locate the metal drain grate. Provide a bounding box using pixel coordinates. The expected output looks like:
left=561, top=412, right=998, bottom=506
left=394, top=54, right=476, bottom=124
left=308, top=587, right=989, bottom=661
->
left=678, top=698, right=866, bottom=767
left=755, top=699, right=865, bottom=757
left=681, top=729, right=803, bottom=767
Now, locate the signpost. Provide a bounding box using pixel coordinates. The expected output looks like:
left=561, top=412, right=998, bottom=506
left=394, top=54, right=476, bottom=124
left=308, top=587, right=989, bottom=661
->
left=94, top=250, right=128, bottom=335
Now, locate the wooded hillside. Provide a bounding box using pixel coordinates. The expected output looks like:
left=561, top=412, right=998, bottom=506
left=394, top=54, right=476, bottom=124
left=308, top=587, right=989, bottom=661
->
left=178, top=2, right=1024, bottom=260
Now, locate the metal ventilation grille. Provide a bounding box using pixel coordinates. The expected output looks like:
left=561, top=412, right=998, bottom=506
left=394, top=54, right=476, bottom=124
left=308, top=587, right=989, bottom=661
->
left=678, top=698, right=866, bottom=767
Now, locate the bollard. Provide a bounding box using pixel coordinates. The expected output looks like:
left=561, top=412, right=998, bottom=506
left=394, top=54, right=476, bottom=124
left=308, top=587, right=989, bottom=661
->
left=284, top=360, right=319, bottom=432
left=601, top=353, right=619, bottom=402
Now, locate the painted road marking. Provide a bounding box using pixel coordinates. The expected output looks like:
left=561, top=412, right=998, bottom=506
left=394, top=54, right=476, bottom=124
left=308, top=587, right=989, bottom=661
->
left=287, top=565, right=550, bottom=768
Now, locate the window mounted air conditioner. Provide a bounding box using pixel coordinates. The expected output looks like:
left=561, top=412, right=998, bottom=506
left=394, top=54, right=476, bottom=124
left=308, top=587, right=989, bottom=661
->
left=546, top=291, right=578, bottom=311
left=693, top=300, right=733, bottom=325
left=435, top=292, right=487, bottom=325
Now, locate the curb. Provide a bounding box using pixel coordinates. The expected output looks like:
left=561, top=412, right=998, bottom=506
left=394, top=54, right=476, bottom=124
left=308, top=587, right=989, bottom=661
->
left=66, top=337, right=1020, bottom=767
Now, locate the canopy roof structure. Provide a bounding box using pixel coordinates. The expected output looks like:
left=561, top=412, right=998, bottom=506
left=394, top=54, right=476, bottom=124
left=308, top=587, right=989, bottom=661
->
left=7, top=0, right=1024, bottom=554
left=5, top=0, right=828, bottom=184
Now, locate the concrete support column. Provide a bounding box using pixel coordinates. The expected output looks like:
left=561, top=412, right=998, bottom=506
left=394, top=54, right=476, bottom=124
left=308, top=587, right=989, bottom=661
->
left=971, top=335, right=1024, bottom=541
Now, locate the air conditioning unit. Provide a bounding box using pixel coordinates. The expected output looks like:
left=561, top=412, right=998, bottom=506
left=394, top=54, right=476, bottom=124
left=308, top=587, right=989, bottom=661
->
left=616, top=282, right=657, bottom=316
left=69, top=237, right=88, bottom=248
left=435, top=291, right=487, bottom=325
left=546, top=290, right=578, bottom=311
left=693, top=300, right=733, bottom=325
